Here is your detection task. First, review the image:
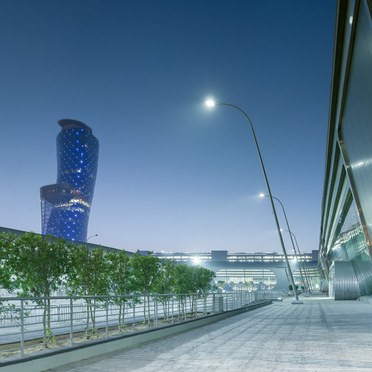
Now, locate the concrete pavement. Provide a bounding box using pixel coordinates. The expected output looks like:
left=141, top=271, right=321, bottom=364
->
left=50, top=295, right=372, bottom=371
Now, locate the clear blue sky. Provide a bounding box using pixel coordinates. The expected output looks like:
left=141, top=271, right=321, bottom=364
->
left=0, top=0, right=335, bottom=254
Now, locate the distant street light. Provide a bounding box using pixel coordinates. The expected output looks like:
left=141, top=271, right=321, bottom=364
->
left=281, top=228, right=313, bottom=293
left=87, top=234, right=98, bottom=242
left=192, top=256, right=201, bottom=265
left=259, top=193, right=307, bottom=292
left=205, top=99, right=302, bottom=304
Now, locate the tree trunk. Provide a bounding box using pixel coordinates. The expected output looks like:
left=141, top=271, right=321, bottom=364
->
left=85, top=298, right=91, bottom=331
left=147, top=295, right=151, bottom=324
left=143, top=295, right=147, bottom=322
left=42, top=297, right=48, bottom=345
left=118, top=302, right=122, bottom=330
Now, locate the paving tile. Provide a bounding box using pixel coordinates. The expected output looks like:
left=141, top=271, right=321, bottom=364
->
left=50, top=296, right=372, bottom=371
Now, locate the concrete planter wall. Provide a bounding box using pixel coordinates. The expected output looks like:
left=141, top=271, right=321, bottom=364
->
left=0, top=300, right=272, bottom=372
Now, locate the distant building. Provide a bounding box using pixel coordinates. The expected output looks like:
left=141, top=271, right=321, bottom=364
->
left=154, top=250, right=319, bottom=291
left=319, top=0, right=372, bottom=299
left=40, top=119, right=99, bottom=242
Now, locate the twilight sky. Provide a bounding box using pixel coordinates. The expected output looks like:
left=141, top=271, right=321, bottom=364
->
left=0, top=0, right=336, bottom=254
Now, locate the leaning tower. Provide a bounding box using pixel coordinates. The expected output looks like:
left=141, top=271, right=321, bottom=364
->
left=40, top=119, right=99, bottom=242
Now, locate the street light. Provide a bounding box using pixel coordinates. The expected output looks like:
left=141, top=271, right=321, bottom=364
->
left=192, top=256, right=201, bottom=265
left=281, top=228, right=313, bottom=293
left=87, top=234, right=98, bottom=242
left=205, top=99, right=302, bottom=304
left=259, top=193, right=307, bottom=292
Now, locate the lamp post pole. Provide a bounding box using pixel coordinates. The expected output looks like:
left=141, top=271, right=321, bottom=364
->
left=260, top=194, right=306, bottom=292
left=285, top=229, right=313, bottom=292
left=87, top=234, right=98, bottom=242
left=205, top=100, right=301, bottom=303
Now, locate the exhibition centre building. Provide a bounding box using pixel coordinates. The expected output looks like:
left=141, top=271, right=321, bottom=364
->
left=154, top=250, right=319, bottom=292
left=319, top=0, right=372, bottom=299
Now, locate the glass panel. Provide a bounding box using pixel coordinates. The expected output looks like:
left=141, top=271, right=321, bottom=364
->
left=342, top=2, right=372, bottom=244
left=330, top=197, right=372, bottom=295
left=338, top=1, right=372, bottom=295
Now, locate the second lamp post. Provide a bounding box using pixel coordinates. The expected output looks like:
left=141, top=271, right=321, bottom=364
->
left=205, top=99, right=302, bottom=304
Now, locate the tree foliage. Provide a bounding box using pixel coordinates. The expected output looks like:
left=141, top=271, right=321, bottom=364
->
left=68, top=244, right=110, bottom=332
left=68, top=245, right=110, bottom=296
left=130, top=252, right=161, bottom=322
left=0, top=232, right=17, bottom=292
left=0, top=232, right=217, bottom=332
left=171, top=264, right=215, bottom=316
left=106, top=250, right=133, bottom=328
left=2, top=233, right=71, bottom=344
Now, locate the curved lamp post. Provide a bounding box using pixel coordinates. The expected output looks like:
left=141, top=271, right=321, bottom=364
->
left=87, top=234, right=98, bottom=242
left=259, top=193, right=307, bottom=291
left=205, top=99, right=302, bottom=303
left=282, top=229, right=313, bottom=292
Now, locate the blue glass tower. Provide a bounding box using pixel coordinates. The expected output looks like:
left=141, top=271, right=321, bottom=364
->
left=41, top=119, right=99, bottom=242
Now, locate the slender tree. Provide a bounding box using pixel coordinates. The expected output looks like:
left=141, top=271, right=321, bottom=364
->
left=106, top=250, right=133, bottom=330
left=154, top=259, right=177, bottom=320
left=68, top=245, right=110, bottom=334
left=172, top=264, right=193, bottom=317
left=0, top=232, right=18, bottom=292
left=131, top=252, right=160, bottom=323
left=0, top=233, right=20, bottom=323
left=171, top=264, right=215, bottom=316
left=5, top=233, right=71, bottom=345
left=193, top=266, right=216, bottom=296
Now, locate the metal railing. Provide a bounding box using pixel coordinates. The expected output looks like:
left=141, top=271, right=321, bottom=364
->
left=0, top=290, right=277, bottom=361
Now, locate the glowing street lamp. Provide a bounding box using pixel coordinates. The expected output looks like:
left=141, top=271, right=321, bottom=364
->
left=205, top=98, right=216, bottom=107
left=192, top=256, right=201, bottom=265
left=205, top=98, right=302, bottom=303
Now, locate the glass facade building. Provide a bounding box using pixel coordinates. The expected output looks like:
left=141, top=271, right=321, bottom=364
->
left=40, top=119, right=99, bottom=242
left=320, top=0, right=372, bottom=299
left=154, top=250, right=319, bottom=292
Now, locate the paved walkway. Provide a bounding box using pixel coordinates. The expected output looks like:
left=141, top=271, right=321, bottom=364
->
left=51, top=296, right=372, bottom=371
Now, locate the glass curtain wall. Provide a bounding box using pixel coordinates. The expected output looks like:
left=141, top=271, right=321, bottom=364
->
left=338, top=0, right=372, bottom=294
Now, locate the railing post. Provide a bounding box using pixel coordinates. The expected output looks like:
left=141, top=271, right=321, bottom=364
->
left=167, top=294, right=170, bottom=322
left=218, top=295, right=224, bottom=313
left=184, top=295, right=187, bottom=320
left=132, top=300, right=136, bottom=331
left=105, top=298, right=109, bottom=338
left=154, top=296, right=158, bottom=326
left=171, top=296, right=174, bottom=323
left=212, top=293, right=216, bottom=314
left=20, top=299, right=25, bottom=357
left=69, top=297, right=73, bottom=347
